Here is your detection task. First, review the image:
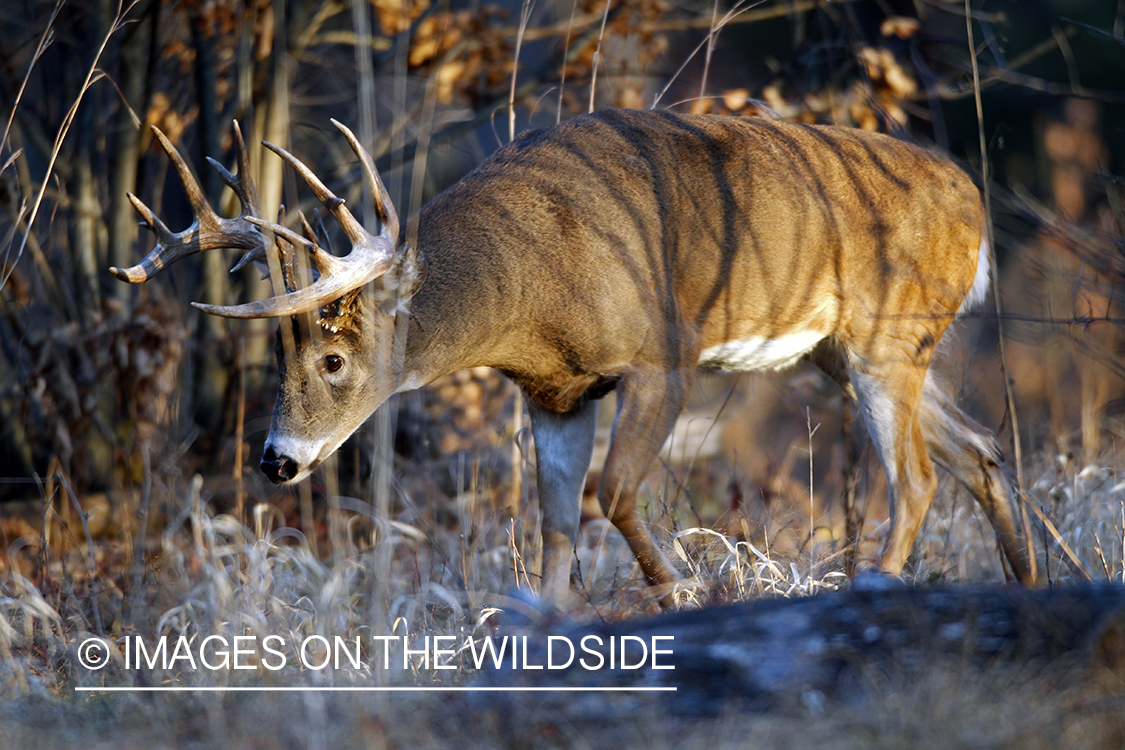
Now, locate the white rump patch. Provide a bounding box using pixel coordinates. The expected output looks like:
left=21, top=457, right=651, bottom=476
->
left=957, top=239, right=991, bottom=316
left=698, top=330, right=826, bottom=372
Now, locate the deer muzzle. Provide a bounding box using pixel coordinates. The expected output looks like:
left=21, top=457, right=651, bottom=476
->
left=260, top=444, right=300, bottom=484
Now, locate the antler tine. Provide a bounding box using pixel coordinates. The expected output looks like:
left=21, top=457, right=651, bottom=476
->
left=190, top=131, right=398, bottom=320
left=293, top=209, right=354, bottom=281
left=298, top=210, right=322, bottom=251
left=261, top=140, right=377, bottom=249
left=155, top=126, right=214, bottom=224
left=240, top=215, right=322, bottom=264
left=110, top=124, right=264, bottom=284
left=216, top=122, right=270, bottom=276
left=206, top=121, right=262, bottom=220
left=196, top=212, right=378, bottom=319
left=112, top=192, right=177, bottom=282
left=330, top=118, right=399, bottom=241
left=258, top=214, right=352, bottom=283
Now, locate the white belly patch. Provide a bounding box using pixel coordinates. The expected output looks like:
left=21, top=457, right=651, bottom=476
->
left=698, top=331, right=826, bottom=372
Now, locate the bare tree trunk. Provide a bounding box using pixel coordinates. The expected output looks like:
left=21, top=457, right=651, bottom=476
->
left=191, top=8, right=231, bottom=433
left=74, top=109, right=101, bottom=316
left=256, top=7, right=290, bottom=256
left=107, top=0, right=155, bottom=289
left=236, top=4, right=271, bottom=393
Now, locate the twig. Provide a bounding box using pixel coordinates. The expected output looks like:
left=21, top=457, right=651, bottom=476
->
left=1022, top=497, right=1092, bottom=581
left=807, top=519, right=891, bottom=572
left=556, top=0, right=581, bottom=124
left=807, top=407, right=819, bottom=571
left=966, top=0, right=1032, bottom=574
left=2, top=0, right=139, bottom=294
left=697, top=0, right=721, bottom=110
left=588, top=0, right=613, bottom=112
left=653, top=0, right=772, bottom=110
left=372, top=5, right=620, bottom=174
left=509, top=0, right=536, bottom=141
left=127, top=441, right=153, bottom=623
left=55, top=471, right=105, bottom=637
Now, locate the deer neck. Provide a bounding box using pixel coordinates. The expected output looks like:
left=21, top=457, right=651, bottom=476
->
left=394, top=240, right=518, bottom=392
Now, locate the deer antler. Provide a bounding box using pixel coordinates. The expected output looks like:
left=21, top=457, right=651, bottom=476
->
left=113, top=120, right=400, bottom=320
left=193, top=119, right=400, bottom=317
left=330, top=118, right=399, bottom=241
left=110, top=122, right=263, bottom=283
left=194, top=120, right=400, bottom=319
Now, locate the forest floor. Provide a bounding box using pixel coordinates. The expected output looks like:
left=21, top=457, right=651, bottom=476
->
left=1, top=428, right=1124, bottom=749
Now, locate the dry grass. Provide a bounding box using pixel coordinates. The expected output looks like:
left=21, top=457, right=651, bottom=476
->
left=0, top=426, right=1123, bottom=748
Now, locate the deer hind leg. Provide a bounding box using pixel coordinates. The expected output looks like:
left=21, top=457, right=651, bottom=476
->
left=919, top=373, right=1037, bottom=583
left=528, top=397, right=599, bottom=612
left=598, top=366, right=691, bottom=604
left=847, top=356, right=938, bottom=577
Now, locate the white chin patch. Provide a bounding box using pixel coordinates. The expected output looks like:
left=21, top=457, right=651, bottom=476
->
left=270, top=437, right=324, bottom=482
left=698, top=330, right=825, bottom=372
left=278, top=468, right=312, bottom=485
left=395, top=371, right=428, bottom=393
left=268, top=428, right=362, bottom=483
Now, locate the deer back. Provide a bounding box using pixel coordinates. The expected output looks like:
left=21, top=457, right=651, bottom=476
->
left=405, top=109, right=983, bottom=413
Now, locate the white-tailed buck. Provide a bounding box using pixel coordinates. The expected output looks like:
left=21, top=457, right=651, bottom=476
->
left=113, top=109, right=1035, bottom=608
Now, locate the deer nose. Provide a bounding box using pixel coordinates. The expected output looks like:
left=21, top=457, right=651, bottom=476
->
left=261, top=445, right=298, bottom=484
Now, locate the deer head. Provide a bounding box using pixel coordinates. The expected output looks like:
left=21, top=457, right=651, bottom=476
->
left=113, top=120, right=422, bottom=484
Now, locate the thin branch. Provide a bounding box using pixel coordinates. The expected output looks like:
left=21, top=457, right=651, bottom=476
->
left=510, top=0, right=535, bottom=141
left=2, top=0, right=62, bottom=155
left=1, top=1, right=139, bottom=294
left=556, top=0, right=581, bottom=124
left=966, top=0, right=1033, bottom=579
left=588, top=0, right=613, bottom=112
left=56, top=471, right=106, bottom=637
left=653, top=0, right=773, bottom=110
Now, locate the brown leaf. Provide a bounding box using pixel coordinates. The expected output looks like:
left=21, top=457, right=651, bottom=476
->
left=881, top=16, right=921, bottom=39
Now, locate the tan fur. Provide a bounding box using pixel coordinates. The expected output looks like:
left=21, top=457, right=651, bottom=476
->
left=395, top=110, right=1033, bottom=598
left=120, top=109, right=1037, bottom=607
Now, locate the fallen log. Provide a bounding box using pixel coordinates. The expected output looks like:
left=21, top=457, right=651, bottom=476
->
left=478, top=581, right=1125, bottom=716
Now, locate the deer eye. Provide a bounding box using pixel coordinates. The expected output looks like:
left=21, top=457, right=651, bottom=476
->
left=324, top=354, right=344, bottom=373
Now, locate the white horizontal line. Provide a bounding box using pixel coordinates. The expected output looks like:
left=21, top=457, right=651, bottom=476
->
left=75, top=686, right=677, bottom=693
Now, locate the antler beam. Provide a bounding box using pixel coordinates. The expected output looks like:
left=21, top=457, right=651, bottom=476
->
left=110, top=123, right=263, bottom=283
left=197, top=121, right=398, bottom=319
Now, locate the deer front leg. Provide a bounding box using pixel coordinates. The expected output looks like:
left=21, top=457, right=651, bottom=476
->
left=528, top=397, right=598, bottom=613
left=599, top=366, right=691, bottom=606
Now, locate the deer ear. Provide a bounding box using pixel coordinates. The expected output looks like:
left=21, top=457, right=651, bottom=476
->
left=394, top=242, right=425, bottom=300
left=374, top=244, right=425, bottom=316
